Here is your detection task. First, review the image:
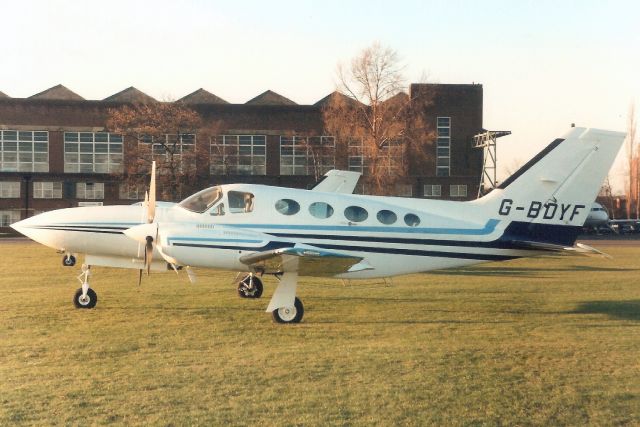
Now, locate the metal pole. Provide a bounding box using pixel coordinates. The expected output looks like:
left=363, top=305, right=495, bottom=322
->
left=23, top=175, right=31, bottom=219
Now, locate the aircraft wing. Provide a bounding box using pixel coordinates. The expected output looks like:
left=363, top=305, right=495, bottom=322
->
left=310, top=170, right=361, bottom=194
left=508, top=240, right=611, bottom=257
left=239, top=244, right=372, bottom=276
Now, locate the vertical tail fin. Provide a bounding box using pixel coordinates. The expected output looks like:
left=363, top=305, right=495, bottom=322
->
left=474, top=127, right=626, bottom=245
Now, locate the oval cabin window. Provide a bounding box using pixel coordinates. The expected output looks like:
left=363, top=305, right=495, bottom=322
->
left=275, top=199, right=300, bottom=215
left=309, top=202, right=334, bottom=219
left=376, top=210, right=397, bottom=225
left=404, top=213, right=420, bottom=227
left=344, top=206, right=368, bottom=222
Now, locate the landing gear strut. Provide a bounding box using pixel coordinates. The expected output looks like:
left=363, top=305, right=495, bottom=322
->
left=266, top=272, right=304, bottom=324
left=237, top=273, right=263, bottom=298
left=73, top=264, right=97, bottom=309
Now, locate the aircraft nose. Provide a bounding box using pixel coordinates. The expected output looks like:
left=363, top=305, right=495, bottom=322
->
left=10, top=220, right=21, bottom=234
left=10, top=211, right=55, bottom=242
left=10, top=216, right=34, bottom=236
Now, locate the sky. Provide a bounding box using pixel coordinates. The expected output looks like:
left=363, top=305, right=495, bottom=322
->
left=1, top=0, right=638, bottom=192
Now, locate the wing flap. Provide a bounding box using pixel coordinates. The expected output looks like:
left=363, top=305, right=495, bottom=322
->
left=239, top=245, right=370, bottom=276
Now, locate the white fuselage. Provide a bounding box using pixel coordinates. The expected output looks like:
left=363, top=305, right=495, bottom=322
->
left=12, top=184, right=537, bottom=279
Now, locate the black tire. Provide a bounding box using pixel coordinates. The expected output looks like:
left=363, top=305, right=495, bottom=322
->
left=237, top=276, right=263, bottom=299
left=272, top=297, right=304, bottom=324
left=73, top=288, right=97, bottom=309
left=62, top=255, right=76, bottom=267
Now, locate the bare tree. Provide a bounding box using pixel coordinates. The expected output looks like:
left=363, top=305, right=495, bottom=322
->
left=322, top=42, right=433, bottom=195
left=107, top=103, right=206, bottom=201
left=599, top=175, right=617, bottom=219
left=625, top=103, right=638, bottom=219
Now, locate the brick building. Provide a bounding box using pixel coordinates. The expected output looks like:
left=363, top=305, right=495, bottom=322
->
left=0, top=83, right=484, bottom=229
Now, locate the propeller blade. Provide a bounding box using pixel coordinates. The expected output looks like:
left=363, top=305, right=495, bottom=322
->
left=148, top=161, right=156, bottom=223
left=137, top=192, right=148, bottom=258
left=186, top=267, right=197, bottom=284
left=169, top=263, right=179, bottom=275
left=145, top=235, right=154, bottom=275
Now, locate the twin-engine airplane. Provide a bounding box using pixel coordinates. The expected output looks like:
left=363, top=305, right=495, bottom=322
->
left=12, top=127, right=625, bottom=324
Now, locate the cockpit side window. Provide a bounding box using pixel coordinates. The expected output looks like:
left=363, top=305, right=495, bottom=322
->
left=228, top=191, right=255, bottom=213
left=210, top=203, right=225, bottom=216
left=178, top=186, right=223, bottom=213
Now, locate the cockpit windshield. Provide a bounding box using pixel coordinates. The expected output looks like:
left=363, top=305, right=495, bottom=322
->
left=178, top=186, right=223, bottom=213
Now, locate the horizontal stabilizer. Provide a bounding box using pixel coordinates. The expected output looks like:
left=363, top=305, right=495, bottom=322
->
left=240, top=245, right=367, bottom=276
left=567, top=243, right=612, bottom=258
left=310, top=169, right=361, bottom=194
left=508, top=240, right=611, bottom=258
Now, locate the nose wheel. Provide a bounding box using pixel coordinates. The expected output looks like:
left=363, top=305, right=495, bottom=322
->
left=237, top=274, right=263, bottom=298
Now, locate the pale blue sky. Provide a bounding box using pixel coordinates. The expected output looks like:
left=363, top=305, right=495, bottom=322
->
left=1, top=0, right=638, bottom=190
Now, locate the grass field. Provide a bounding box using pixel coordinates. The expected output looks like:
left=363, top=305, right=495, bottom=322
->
left=1, top=241, right=639, bottom=426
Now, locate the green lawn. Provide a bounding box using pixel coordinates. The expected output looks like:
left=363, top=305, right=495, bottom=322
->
left=1, top=242, right=639, bottom=426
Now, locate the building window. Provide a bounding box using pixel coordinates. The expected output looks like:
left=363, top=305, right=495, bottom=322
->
left=450, top=184, right=467, bottom=197
left=33, top=182, right=62, bottom=199
left=348, top=139, right=403, bottom=175
left=436, top=117, right=451, bottom=177
left=0, top=210, right=21, bottom=227
left=424, top=184, right=441, bottom=197
left=0, top=181, right=20, bottom=198
left=76, top=182, right=104, bottom=199
left=143, top=134, right=195, bottom=156
left=280, top=136, right=335, bottom=175
left=138, top=134, right=196, bottom=175
left=64, top=132, right=123, bottom=173
left=348, top=139, right=365, bottom=173
left=395, top=184, right=412, bottom=197
left=119, top=183, right=145, bottom=200
left=1, top=130, right=49, bottom=172
left=210, top=135, right=266, bottom=175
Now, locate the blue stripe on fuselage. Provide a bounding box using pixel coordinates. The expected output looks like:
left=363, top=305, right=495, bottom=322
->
left=223, top=219, right=500, bottom=235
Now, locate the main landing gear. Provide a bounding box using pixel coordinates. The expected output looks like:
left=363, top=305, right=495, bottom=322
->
left=238, top=271, right=305, bottom=324
left=73, top=264, right=98, bottom=309
left=272, top=297, right=304, bottom=323
left=266, top=272, right=304, bottom=324
left=62, top=254, right=76, bottom=267
left=237, top=273, right=263, bottom=298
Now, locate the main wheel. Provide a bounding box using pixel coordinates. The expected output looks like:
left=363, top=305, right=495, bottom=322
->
left=73, top=288, right=98, bottom=309
left=62, top=255, right=76, bottom=267
left=237, top=275, right=263, bottom=299
left=272, top=297, right=304, bottom=324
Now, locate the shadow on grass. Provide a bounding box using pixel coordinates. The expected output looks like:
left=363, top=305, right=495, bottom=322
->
left=430, top=265, right=637, bottom=277
left=312, top=319, right=516, bottom=325
left=572, top=300, right=640, bottom=321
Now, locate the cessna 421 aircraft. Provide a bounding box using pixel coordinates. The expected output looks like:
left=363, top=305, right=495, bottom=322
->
left=11, top=127, right=625, bottom=324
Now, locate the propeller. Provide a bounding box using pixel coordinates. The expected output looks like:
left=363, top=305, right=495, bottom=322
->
left=124, top=161, right=185, bottom=284
left=126, top=161, right=157, bottom=285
